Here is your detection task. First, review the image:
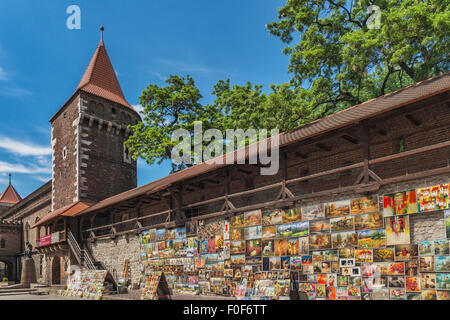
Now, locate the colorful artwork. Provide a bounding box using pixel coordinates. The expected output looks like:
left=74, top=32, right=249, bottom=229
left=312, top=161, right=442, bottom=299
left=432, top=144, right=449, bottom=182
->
left=290, top=256, right=302, bottom=271
left=350, top=196, right=378, bottom=215
left=230, top=214, right=245, bottom=228
left=405, top=260, right=419, bottom=276
left=394, top=244, right=418, bottom=261
left=282, top=207, right=302, bottom=223
left=421, top=289, right=437, bottom=300
left=298, top=237, right=309, bottom=255
left=185, top=221, right=198, bottom=236
left=373, top=248, right=395, bottom=262
left=230, top=228, right=244, bottom=241
left=230, top=254, right=245, bottom=265
left=309, top=234, right=332, bottom=250
left=437, top=290, right=450, bottom=300
left=332, top=231, right=358, bottom=248
left=262, top=210, right=283, bottom=226
left=244, top=210, right=262, bottom=227
left=230, top=240, right=245, bottom=254
left=355, top=249, right=373, bottom=263
left=388, top=262, right=405, bottom=275
left=310, top=219, right=331, bottom=234
left=302, top=204, right=325, bottom=221
left=436, top=273, right=450, bottom=290
left=386, top=216, right=410, bottom=245
left=261, top=240, right=275, bottom=257
left=418, top=240, right=435, bottom=256
left=417, top=184, right=449, bottom=212
left=262, top=225, right=276, bottom=239
left=420, top=256, right=435, bottom=272
left=287, top=238, right=299, bottom=256
left=246, top=239, right=262, bottom=257
left=325, top=200, right=350, bottom=218
left=421, top=273, right=436, bottom=289
left=389, top=288, right=406, bottom=300
left=291, top=222, right=309, bottom=237
left=275, top=239, right=289, bottom=256
left=339, top=248, right=354, bottom=259
left=357, top=229, right=386, bottom=248
left=435, top=239, right=450, bottom=255
left=330, top=216, right=354, bottom=232
left=244, top=226, right=262, bottom=240
left=435, top=256, right=450, bottom=272
left=354, top=211, right=384, bottom=231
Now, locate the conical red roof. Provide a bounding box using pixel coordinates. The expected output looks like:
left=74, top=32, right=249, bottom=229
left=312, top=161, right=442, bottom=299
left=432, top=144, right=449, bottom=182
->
left=0, top=184, right=22, bottom=204
left=76, top=34, right=133, bottom=109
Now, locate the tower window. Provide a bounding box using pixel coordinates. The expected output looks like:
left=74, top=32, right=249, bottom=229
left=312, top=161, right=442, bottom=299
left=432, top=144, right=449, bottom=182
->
left=112, top=108, right=117, bottom=120
left=0, top=239, right=5, bottom=248
left=63, top=146, right=67, bottom=160
left=123, top=146, right=132, bottom=164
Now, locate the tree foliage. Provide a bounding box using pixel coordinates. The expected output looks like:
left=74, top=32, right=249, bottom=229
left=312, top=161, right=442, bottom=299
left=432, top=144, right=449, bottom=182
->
left=126, top=0, right=449, bottom=171
left=267, top=0, right=449, bottom=116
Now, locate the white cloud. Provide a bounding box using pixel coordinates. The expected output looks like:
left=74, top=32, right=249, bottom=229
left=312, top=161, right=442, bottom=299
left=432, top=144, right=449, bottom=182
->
left=149, top=71, right=167, bottom=81
left=0, top=137, right=52, bottom=156
left=34, top=176, right=51, bottom=183
left=0, top=66, right=8, bottom=81
left=0, top=161, right=51, bottom=174
left=132, top=104, right=144, bottom=115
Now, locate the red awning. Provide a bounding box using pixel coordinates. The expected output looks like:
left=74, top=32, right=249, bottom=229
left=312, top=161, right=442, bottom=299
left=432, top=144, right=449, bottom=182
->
left=32, top=201, right=92, bottom=228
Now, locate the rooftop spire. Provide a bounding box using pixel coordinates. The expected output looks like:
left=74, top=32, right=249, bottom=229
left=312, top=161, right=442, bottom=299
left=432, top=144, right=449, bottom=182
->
left=75, top=26, right=134, bottom=109
left=100, top=26, right=104, bottom=45
left=8, top=173, right=11, bottom=185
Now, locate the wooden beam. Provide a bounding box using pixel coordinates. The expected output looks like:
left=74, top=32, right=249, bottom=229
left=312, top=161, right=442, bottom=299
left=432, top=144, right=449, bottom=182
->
left=295, top=152, right=309, bottom=159
left=316, top=143, right=332, bottom=152
left=405, top=114, right=421, bottom=126
left=237, top=168, right=253, bottom=175
left=341, top=134, right=359, bottom=144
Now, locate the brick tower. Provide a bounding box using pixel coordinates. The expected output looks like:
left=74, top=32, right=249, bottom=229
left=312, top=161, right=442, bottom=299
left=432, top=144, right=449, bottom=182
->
left=49, top=27, right=141, bottom=211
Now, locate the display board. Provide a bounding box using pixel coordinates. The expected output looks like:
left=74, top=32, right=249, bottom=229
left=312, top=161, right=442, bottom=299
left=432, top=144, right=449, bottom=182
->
left=58, top=269, right=108, bottom=300
left=138, top=182, right=450, bottom=300
left=141, top=271, right=171, bottom=300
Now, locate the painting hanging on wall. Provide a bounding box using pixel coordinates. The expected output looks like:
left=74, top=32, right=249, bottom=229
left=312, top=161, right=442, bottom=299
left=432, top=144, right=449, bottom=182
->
left=354, top=211, right=384, bottom=231
left=350, top=196, right=379, bottom=215
left=262, top=210, right=283, bottom=226
left=330, top=216, right=354, bottom=232
left=245, top=210, right=262, bottom=227
left=386, top=216, right=410, bottom=245
left=301, top=204, right=325, bottom=221
left=394, top=244, right=418, bottom=261
left=282, top=207, right=302, bottom=223
left=325, top=200, right=350, bottom=218
left=357, top=229, right=386, bottom=248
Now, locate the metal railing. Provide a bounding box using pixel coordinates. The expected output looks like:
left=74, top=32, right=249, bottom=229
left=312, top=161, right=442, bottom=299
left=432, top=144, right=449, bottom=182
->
left=67, top=229, right=95, bottom=270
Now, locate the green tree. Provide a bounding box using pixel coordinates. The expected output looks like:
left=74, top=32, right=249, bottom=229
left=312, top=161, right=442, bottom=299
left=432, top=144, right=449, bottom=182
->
left=267, top=0, right=449, bottom=117
left=124, top=75, right=221, bottom=171
left=126, top=0, right=449, bottom=170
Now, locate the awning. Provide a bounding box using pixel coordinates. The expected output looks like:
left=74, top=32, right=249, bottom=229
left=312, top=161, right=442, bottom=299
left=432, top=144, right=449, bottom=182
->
left=32, top=201, right=92, bottom=228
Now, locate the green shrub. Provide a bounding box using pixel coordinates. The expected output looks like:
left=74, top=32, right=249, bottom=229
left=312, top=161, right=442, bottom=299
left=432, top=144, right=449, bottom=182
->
left=2, top=277, right=8, bottom=282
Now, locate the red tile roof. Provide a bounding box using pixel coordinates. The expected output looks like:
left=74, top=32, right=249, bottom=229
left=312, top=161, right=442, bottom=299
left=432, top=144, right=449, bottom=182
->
left=32, top=201, right=92, bottom=228
left=49, top=31, right=138, bottom=122
left=77, top=38, right=133, bottom=109
left=0, top=184, right=22, bottom=204
left=77, top=71, right=450, bottom=216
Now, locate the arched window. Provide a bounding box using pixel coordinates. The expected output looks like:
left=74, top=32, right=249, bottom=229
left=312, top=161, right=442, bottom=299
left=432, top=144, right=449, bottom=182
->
left=0, top=239, right=5, bottom=248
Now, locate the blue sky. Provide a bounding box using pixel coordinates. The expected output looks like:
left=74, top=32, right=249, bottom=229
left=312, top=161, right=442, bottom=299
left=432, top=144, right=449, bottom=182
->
left=0, top=0, right=291, bottom=198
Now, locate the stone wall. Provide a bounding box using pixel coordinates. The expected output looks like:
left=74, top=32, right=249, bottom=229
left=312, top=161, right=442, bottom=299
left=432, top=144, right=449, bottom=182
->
left=87, top=234, right=141, bottom=283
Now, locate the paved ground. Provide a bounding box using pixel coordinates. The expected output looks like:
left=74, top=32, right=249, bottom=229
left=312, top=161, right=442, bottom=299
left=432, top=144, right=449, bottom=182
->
left=0, top=293, right=235, bottom=300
